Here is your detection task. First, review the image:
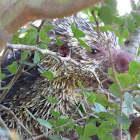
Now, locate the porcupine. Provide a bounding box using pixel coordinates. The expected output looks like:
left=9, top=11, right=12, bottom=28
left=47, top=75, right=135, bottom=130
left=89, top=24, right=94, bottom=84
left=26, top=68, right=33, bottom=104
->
left=0, top=17, right=133, bottom=140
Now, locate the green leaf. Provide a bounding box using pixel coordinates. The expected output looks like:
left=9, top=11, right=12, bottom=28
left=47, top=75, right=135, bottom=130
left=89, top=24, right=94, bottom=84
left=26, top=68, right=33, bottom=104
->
left=78, top=80, right=83, bottom=88
left=92, top=102, right=107, bottom=113
left=98, top=122, right=116, bottom=133
left=71, top=23, right=85, bottom=38
left=124, top=92, right=133, bottom=114
left=50, top=110, right=60, bottom=118
left=20, top=30, right=37, bottom=45
left=55, top=37, right=64, bottom=46
left=40, top=31, right=51, bottom=44
left=30, top=25, right=39, bottom=36
left=122, top=29, right=129, bottom=39
left=38, top=68, right=44, bottom=73
left=77, top=38, right=91, bottom=52
left=0, top=73, right=6, bottom=80
left=41, top=71, right=54, bottom=81
left=109, top=83, right=120, bottom=96
left=39, top=44, right=47, bottom=49
left=117, top=116, right=131, bottom=126
left=105, top=0, right=117, bottom=9
left=117, top=73, right=132, bottom=88
left=96, top=25, right=114, bottom=32
left=98, top=112, right=116, bottom=120
left=98, top=132, right=115, bottom=140
left=84, top=123, right=98, bottom=136
left=87, top=92, right=96, bottom=104
left=41, top=25, right=54, bottom=32
left=79, top=136, right=92, bottom=140
left=0, top=67, right=6, bottom=80
left=25, top=107, right=36, bottom=120
left=59, top=115, right=68, bottom=119
left=134, top=96, right=140, bottom=108
left=40, top=25, right=54, bottom=44
left=43, top=95, right=59, bottom=103
left=7, top=61, right=18, bottom=74
left=81, top=102, right=87, bottom=113
left=50, top=55, right=60, bottom=63
left=48, top=135, right=60, bottom=139
left=56, top=118, right=69, bottom=126
left=62, top=138, right=71, bottom=140
left=125, top=16, right=135, bottom=33
left=128, top=61, right=140, bottom=75
left=33, top=51, right=40, bottom=64
left=48, top=120, right=54, bottom=126
left=131, top=12, right=140, bottom=23
left=20, top=60, right=36, bottom=67
left=95, top=95, right=114, bottom=108
left=76, top=126, right=84, bottom=135
left=21, top=50, right=30, bottom=60
left=122, top=124, right=130, bottom=130
left=37, top=64, right=45, bottom=73
left=37, top=118, right=52, bottom=129
left=113, top=16, right=123, bottom=25
left=99, top=6, right=113, bottom=25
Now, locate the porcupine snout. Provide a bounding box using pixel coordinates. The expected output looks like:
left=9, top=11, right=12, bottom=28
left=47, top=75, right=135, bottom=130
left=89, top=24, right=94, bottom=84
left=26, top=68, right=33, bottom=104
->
left=113, top=50, right=134, bottom=73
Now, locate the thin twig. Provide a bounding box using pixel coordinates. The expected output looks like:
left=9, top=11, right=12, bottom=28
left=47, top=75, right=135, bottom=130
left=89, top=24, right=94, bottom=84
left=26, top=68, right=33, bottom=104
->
left=57, top=116, right=88, bottom=128
left=36, top=19, right=46, bottom=44
left=0, top=63, right=25, bottom=103
left=123, top=82, right=139, bottom=93
left=0, top=105, right=34, bottom=140
left=6, top=43, right=95, bottom=73
left=133, top=104, right=140, bottom=112
left=92, top=10, right=124, bottom=140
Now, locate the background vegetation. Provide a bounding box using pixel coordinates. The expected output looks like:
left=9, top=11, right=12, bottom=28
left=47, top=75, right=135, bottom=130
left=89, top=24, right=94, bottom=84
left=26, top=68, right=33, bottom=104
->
left=0, top=0, right=140, bottom=139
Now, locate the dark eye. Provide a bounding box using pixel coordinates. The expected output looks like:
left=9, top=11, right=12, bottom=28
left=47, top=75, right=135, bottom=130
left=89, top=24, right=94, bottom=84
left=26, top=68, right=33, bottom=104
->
left=91, top=49, right=99, bottom=54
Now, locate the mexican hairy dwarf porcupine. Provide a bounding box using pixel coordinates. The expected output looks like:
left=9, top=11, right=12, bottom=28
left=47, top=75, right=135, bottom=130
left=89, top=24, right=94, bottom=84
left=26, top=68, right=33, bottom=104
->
left=0, top=18, right=133, bottom=139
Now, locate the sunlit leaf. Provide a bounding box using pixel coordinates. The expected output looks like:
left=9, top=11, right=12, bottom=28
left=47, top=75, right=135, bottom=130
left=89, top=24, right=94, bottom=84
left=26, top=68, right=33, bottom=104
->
left=84, top=123, right=98, bottom=136
left=92, top=102, right=107, bottom=113
left=76, top=126, right=84, bottom=135
left=43, top=95, right=59, bottom=103
left=37, top=118, right=52, bottom=129
left=99, top=6, right=113, bottom=24
left=25, top=107, right=36, bottom=120
left=134, top=96, right=140, bottom=108
left=71, top=23, right=85, bottom=38
left=79, top=136, right=92, bottom=140
left=124, top=92, right=133, bottom=114
left=77, top=38, right=92, bottom=52
left=50, top=110, right=60, bottom=118
left=33, top=51, right=40, bottom=64
left=7, top=61, right=18, bottom=74
left=117, top=116, right=131, bottom=126
left=41, top=71, right=54, bottom=81
left=20, top=60, right=36, bottom=66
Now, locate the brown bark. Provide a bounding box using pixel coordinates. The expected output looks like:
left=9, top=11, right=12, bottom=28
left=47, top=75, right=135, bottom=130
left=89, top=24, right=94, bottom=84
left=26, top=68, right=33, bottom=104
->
left=0, top=0, right=104, bottom=53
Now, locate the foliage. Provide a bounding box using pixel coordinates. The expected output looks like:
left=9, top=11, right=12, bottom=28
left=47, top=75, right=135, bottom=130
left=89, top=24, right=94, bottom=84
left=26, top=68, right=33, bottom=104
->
left=1, top=0, right=140, bottom=140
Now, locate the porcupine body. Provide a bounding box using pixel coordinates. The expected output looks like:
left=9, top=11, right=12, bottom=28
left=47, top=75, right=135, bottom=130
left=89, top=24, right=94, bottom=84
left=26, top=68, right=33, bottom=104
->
left=0, top=17, right=133, bottom=139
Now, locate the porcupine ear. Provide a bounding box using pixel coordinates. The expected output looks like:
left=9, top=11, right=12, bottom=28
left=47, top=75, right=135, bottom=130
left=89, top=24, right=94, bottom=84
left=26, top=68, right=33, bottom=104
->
left=58, top=43, right=70, bottom=57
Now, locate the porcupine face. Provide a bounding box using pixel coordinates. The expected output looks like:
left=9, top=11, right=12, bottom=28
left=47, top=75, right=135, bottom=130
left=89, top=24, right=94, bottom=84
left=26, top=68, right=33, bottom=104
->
left=45, top=18, right=133, bottom=88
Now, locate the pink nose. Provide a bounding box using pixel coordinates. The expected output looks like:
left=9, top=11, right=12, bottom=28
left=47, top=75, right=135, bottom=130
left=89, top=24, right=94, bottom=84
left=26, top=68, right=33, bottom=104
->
left=114, top=51, right=133, bottom=73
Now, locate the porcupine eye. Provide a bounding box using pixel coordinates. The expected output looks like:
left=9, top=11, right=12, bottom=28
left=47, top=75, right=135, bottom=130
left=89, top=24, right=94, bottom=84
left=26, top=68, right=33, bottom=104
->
left=91, top=49, right=99, bottom=54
